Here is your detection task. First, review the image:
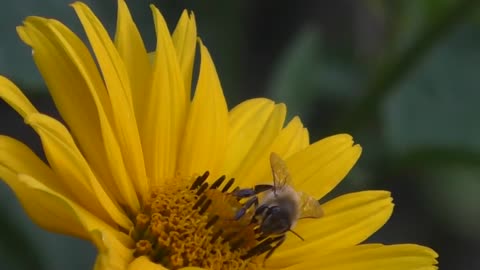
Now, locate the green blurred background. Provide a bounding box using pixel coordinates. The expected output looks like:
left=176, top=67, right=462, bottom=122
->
left=1, top=0, right=479, bottom=269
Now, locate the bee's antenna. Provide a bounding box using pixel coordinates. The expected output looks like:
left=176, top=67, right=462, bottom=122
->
left=288, top=229, right=304, bottom=241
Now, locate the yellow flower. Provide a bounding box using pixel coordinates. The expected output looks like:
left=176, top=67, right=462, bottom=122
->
left=0, top=1, right=438, bottom=269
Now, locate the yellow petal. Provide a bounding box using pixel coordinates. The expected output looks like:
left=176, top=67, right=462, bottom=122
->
left=270, top=191, right=393, bottom=266
left=114, top=0, right=151, bottom=124
left=0, top=47, right=124, bottom=213
left=127, top=256, right=169, bottom=270
left=92, top=229, right=133, bottom=270
left=73, top=2, right=148, bottom=200
left=0, top=170, right=131, bottom=247
left=232, top=103, right=287, bottom=186
left=16, top=17, right=123, bottom=201
left=21, top=17, right=144, bottom=210
left=72, top=2, right=132, bottom=108
left=172, top=10, right=197, bottom=99
left=287, top=134, right=362, bottom=198
left=19, top=174, right=132, bottom=245
left=276, top=244, right=438, bottom=270
left=0, top=135, right=68, bottom=196
left=224, top=98, right=276, bottom=175
left=0, top=169, right=84, bottom=238
left=47, top=18, right=141, bottom=201
left=299, top=124, right=310, bottom=148
left=0, top=76, right=37, bottom=117
left=236, top=115, right=308, bottom=187
left=177, top=42, right=228, bottom=179
left=271, top=116, right=310, bottom=158
left=142, top=6, right=188, bottom=183
left=26, top=113, right=132, bottom=230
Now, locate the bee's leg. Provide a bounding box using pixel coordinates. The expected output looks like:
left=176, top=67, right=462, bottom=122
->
left=232, top=184, right=273, bottom=198
left=232, top=188, right=256, bottom=198
left=254, top=184, right=274, bottom=193
left=263, top=234, right=286, bottom=265
left=251, top=204, right=269, bottom=224
left=253, top=184, right=273, bottom=194
left=234, top=196, right=259, bottom=220
left=241, top=235, right=284, bottom=260
left=254, top=204, right=269, bottom=216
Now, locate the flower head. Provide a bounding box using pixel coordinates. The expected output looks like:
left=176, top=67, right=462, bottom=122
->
left=0, top=1, right=438, bottom=269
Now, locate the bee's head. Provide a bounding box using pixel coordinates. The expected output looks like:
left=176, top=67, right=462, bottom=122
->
left=261, top=206, right=292, bottom=235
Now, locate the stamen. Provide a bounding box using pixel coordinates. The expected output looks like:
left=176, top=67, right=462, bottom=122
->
left=231, top=238, right=246, bottom=250
left=198, top=199, right=212, bottom=215
left=136, top=213, right=150, bottom=230
left=210, top=175, right=226, bottom=189
left=132, top=213, right=150, bottom=241
left=134, top=240, right=152, bottom=257
left=192, top=194, right=207, bottom=210
left=130, top=171, right=284, bottom=269
left=221, top=178, right=236, bottom=192
left=196, top=182, right=209, bottom=195
left=222, top=231, right=237, bottom=244
left=151, top=241, right=170, bottom=264
left=210, top=229, right=223, bottom=244
left=205, top=215, right=220, bottom=229
left=190, top=171, right=210, bottom=190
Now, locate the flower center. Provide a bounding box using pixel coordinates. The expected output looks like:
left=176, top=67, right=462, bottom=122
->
left=130, top=172, right=276, bottom=269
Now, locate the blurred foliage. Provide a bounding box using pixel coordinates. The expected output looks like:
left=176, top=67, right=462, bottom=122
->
left=1, top=0, right=480, bottom=269
left=384, top=26, right=480, bottom=158
left=425, top=167, right=480, bottom=241
left=268, top=28, right=359, bottom=120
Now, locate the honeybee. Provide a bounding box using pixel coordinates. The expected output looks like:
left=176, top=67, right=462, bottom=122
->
left=233, top=152, right=324, bottom=260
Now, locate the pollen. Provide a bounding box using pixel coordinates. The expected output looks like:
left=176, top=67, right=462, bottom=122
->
left=129, top=172, right=272, bottom=270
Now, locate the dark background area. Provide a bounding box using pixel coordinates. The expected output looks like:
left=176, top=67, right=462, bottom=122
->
left=1, top=0, right=479, bottom=269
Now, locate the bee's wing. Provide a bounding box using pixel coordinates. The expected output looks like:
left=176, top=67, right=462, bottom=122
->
left=270, top=152, right=292, bottom=191
left=298, top=192, right=323, bottom=219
